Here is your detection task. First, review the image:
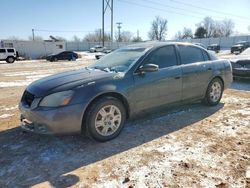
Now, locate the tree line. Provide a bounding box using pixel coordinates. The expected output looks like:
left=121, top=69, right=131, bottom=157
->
left=6, top=16, right=250, bottom=42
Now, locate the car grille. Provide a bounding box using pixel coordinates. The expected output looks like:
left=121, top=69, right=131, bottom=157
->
left=22, top=90, right=35, bottom=107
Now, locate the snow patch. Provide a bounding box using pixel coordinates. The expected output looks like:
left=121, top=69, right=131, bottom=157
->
left=0, top=105, right=18, bottom=111
left=0, top=114, right=14, bottom=119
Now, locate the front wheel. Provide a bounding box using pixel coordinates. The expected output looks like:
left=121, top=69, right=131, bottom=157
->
left=203, top=78, right=223, bottom=106
left=6, top=56, right=15, bottom=63
left=85, top=97, right=126, bottom=142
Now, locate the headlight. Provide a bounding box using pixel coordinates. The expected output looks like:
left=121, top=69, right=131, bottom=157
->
left=39, top=90, right=74, bottom=107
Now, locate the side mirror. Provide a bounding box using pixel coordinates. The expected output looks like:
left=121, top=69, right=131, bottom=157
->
left=138, top=64, right=159, bottom=73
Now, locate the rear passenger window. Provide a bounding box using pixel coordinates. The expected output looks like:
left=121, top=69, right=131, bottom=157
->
left=178, top=45, right=204, bottom=64
left=202, top=50, right=210, bottom=61
left=0, top=49, right=6, bottom=53
left=7, top=49, right=14, bottom=53
left=145, top=45, right=177, bottom=69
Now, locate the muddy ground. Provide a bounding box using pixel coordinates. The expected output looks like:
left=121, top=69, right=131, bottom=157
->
left=0, top=53, right=249, bottom=188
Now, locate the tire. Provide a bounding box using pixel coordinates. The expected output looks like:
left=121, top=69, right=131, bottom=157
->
left=6, top=56, right=15, bottom=63
left=85, top=97, right=126, bottom=142
left=203, top=78, right=224, bottom=106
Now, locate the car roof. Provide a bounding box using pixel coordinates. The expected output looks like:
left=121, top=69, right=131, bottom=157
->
left=125, top=41, right=205, bottom=50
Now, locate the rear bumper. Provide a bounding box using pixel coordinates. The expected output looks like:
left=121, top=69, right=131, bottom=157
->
left=19, top=102, right=87, bottom=135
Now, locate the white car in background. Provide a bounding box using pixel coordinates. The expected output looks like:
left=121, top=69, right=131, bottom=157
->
left=90, top=45, right=106, bottom=53
left=0, top=48, right=17, bottom=63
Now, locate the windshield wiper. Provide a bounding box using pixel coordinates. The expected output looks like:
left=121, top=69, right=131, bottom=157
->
left=88, top=66, right=118, bottom=73
left=109, top=67, right=118, bottom=73
left=90, top=66, right=110, bottom=72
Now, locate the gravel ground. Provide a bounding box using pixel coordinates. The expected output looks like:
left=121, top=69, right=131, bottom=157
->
left=0, top=53, right=249, bottom=188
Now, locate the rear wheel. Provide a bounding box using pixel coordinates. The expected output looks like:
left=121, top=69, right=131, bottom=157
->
left=6, top=56, right=15, bottom=63
left=203, top=78, right=223, bottom=106
left=85, top=97, right=126, bottom=142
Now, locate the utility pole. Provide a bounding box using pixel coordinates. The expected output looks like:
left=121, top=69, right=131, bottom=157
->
left=116, top=22, right=122, bottom=42
left=32, top=29, right=35, bottom=41
left=102, top=0, right=113, bottom=47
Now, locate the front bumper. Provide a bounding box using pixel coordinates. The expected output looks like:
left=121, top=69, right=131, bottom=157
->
left=233, top=68, right=250, bottom=79
left=19, top=102, right=87, bottom=135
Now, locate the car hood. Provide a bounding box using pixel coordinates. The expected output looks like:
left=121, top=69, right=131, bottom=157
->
left=27, top=68, right=118, bottom=97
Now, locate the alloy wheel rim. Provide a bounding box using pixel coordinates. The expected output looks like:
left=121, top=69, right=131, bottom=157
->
left=95, top=105, right=122, bottom=136
left=209, top=82, right=222, bottom=103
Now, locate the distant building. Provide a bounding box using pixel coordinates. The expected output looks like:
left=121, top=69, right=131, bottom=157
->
left=0, top=38, right=65, bottom=59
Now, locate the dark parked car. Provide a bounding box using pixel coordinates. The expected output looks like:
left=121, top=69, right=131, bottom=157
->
left=207, top=44, right=220, bottom=53
left=231, top=41, right=250, bottom=54
left=46, top=51, right=78, bottom=62
left=231, top=59, right=250, bottom=79
left=19, top=42, right=232, bottom=142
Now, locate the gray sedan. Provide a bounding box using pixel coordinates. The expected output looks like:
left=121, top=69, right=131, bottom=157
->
left=19, top=42, right=232, bottom=141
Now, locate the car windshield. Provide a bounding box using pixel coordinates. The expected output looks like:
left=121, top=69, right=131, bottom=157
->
left=88, top=47, right=147, bottom=72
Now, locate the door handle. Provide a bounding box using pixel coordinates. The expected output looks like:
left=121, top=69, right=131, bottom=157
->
left=175, top=76, right=181, bottom=79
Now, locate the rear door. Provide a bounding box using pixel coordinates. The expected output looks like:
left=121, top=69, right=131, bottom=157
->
left=177, top=45, right=213, bottom=100
left=132, top=45, right=182, bottom=111
left=59, top=52, right=67, bottom=60
left=0, top=49, right=6, bottom=59
left=7, top=49, right=16, bottom=57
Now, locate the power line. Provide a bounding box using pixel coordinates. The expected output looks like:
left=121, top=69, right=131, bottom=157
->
left=34, top=29, right=94, bottom=33
left=168, top=0, right=250, bottom=20
left=118, top=0, right=204, bottom=19
left=142, top=0, right=227, bottom=20
left=118, top=0, right=250, bottom=24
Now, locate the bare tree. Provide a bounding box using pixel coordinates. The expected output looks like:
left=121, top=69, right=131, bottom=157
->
left=84, top=29, right=110, bottom=42
left=182, top=28, right=193, bottom=39
left=148, top=16, right=168, bottom=41
left=174, top=28, right=193, bottom=39
left=71, top=35, right=81, bottom=42
left=197, top=17, right=235, bottom=38
left=174, top=31, right=183, bottom=40
left=221, top=19, right=235, bottom=37
left=115, top=31, right=133, bottom=42
left=213, top=19, right=234, bottom=37
left=197, top=17, right=215, bottom=38
left=132, top=36, right=143, bottom=42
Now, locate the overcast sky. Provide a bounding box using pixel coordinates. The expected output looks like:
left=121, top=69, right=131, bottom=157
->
left=1, top=0, right=250, bottom=40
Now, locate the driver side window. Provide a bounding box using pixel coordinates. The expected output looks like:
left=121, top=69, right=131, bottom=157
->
left=144, top=45, right=178, bottom=69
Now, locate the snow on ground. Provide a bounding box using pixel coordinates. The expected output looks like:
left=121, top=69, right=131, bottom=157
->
left=0, top=56, right=249, bottom=187
left=0, top=114, right=14, bottom=119
left=0, top=58, right=95, bottom=88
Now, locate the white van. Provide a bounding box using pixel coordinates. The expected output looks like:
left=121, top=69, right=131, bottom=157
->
left=0, top=48, right=17, bottom=63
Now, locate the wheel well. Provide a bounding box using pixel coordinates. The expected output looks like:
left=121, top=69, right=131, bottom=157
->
left=81, top=92, right=130, bottom=132
left=6, top=56, right=15, bottom=59
left=213, top=76, right=224, bottom=89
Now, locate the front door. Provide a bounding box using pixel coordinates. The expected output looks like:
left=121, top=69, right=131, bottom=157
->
left=131, top=45, right=182, bottom=111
